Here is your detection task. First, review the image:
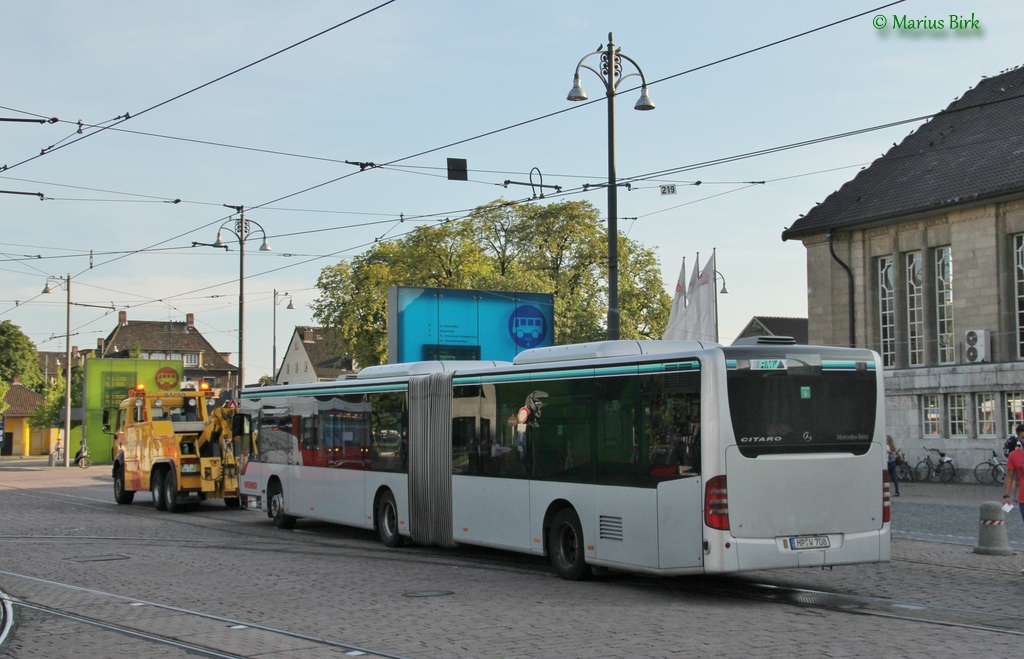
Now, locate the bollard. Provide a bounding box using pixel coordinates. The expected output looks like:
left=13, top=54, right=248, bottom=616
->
left=973, top=501, right=1015, bottom=555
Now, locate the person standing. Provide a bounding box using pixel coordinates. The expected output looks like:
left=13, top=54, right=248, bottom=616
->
left=1004, top=426, right=1024, bottom=520
left=886, top=435, right=901, bottom=497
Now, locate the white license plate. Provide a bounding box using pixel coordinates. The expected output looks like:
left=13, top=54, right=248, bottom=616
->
left=788, top=535, right=830, bottom=550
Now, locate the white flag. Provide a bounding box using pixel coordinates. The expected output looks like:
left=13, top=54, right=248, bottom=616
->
left=692, top=253, right=717, bottom=341
left=664, top=259, right=699, bottom=340
left=662, top=257, right=686, bottom=340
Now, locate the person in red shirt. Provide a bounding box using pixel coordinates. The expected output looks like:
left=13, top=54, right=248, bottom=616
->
left=1002, top=424, right=1024, bottom=521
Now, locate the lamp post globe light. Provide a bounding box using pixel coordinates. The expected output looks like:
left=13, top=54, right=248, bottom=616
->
left=215, top=206, right=270, bottom=395
left=42, top=274, right=72, bottom=468
left=567, top=32, right=655, bottom=341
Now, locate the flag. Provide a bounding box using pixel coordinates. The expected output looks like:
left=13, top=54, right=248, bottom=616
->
left=664, top=259, right=699, bottom=340
left=662, top=257, right=686, bottom=340
left=692, top=253, right=717, bottom=341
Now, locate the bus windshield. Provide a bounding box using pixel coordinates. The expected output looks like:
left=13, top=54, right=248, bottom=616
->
left=724, top=348, right=876, bottom=457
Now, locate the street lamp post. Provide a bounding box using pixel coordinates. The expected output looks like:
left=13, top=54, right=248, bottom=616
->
left=568, top=32, right=655, bottom=341
left=713, top=270, right=729, bottom=343
left=272, top=289, right=295, bottom=383
left=214, top=206, right=271, bottom=396
left=42, top=274, right=71, bottom=468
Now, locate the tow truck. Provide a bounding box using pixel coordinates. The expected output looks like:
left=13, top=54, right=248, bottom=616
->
left=104, top=383, right=243, bottom=512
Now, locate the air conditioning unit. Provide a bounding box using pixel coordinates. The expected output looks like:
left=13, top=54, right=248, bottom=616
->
left=965, top=329, right=991, bottom=363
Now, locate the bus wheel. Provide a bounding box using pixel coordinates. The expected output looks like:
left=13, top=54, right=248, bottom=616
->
left=377, top=490, right=403, bottom=548
left=113, top=465, right=134, bottom=505
left=268, top=481, right=296, bottom=529
left=549, top=508, right=591, bottom=581
left=151, top=469, right=167, bottom=511
left=163, top=470, right=182, bottom=513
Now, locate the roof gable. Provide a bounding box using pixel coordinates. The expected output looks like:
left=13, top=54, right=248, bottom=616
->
left=783, top=65, right=1024, bottom=240
left=3, top=383, right=45, bottom=416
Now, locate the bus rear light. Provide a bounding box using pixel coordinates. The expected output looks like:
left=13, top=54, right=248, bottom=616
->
left=704, top=475, right=730, bottom=530
left=882, top=470, right=891, bottom=523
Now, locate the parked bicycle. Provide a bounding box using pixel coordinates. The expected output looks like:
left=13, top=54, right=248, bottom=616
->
left=915, top=447, right=956, bottom=483
left=73, top=440, right=91, bottom=469
left=893, top=448, right=914, bottom=483
left=973, top=450, right=1006, bottom=485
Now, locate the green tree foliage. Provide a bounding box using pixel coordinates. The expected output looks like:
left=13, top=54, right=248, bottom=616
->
left=312, top=199, right=671, bottom=366
left=0, top=320, right=44, bottom=392
left=0, top=381, right=9, bottom=416
left=29, top=374, right=65, bottom=430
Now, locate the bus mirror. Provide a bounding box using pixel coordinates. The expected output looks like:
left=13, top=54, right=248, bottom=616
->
left=231, top=413, right=252, bottom=437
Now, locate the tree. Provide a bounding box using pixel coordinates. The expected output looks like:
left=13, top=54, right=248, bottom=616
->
left=29, top=374, right=65, bottom=430
left=312, top=198, right=671, bottom=365
left=0, top=381, right=9, bottom=416
left=0, top=320, right=44, bottom=392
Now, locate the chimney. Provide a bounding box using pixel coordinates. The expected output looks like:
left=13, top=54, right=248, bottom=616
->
left=186, top=313, right=194, bottom=328
left=303, top=329, right=315, bottom=343
left=97, top=338, right=105, bottom=354
left=119, top=310, right=127, bottom=326
left=72, top=346, right=79, bottom=362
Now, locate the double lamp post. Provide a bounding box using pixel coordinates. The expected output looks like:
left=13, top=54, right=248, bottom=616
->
left=567, top=32, right=655, bottom=341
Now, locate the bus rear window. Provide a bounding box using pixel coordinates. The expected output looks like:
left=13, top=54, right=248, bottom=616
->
left=725, top=351, right=876, bottom=457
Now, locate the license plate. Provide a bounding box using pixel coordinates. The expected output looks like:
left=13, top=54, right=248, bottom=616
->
left=788, top=535, right=830, bottom=550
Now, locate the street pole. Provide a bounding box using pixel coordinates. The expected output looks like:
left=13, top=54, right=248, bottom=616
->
left=64, top=273, right=71, bottom=468
left=567, top=33, right=655, bottom=340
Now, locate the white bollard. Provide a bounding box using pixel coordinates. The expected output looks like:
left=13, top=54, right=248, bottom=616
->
left=974, top=501, right=1015, bottom=555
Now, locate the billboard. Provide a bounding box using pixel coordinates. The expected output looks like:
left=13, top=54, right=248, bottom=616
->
left=82, top=359, right=183, bottom=464
left=387, top=287, right=555, bottom=364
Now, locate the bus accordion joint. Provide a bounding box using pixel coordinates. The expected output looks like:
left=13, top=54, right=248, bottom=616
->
left=704, top=475, right=730, bottom=530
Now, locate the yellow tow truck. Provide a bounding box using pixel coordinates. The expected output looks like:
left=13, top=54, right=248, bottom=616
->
left=104, top=383, right=242, bottom=512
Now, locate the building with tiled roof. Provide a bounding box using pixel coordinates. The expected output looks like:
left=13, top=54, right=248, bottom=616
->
left=275, top=326, right=354, bottom=385
left=781, top=65, right=1024, bottom=474
left=733, top=317, right=808, bottom=345
left=1, top=383, right=46, bottom=457
left=99, top=311, right=237, bottom=391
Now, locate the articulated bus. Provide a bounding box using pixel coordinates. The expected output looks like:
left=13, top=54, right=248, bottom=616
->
left=236, top=338, right=889, bottom=580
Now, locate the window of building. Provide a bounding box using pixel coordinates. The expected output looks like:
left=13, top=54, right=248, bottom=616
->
left=976, top=393, right=997, bottom=437
left=878, top=256, right=896, bottom=367
left=202, top=376, right=216, bottom=389
left=922, top=395, right=941, bottom=436
left=1016, top=235, right=1024, bottom=359
left=150, top=352, right=166, bottom=360
left=906, top=252, right=924, bottom=366
left=1006, top=392, right=1024, bottom=437
left=947, top=393, right=967, bottom=437
left=935, top=247, right=954, bottom=364
left=184, top=353, right=199, bottom=367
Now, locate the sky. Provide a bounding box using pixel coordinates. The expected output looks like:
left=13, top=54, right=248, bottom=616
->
left=2, top=0, right=1021, bottom=381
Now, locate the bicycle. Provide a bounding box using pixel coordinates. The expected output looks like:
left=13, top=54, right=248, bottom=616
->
left=74, top=441, right=92, bottom=469
left=915, top=447, right=956, bottom=483
left=893, top=449, right=914, bottom=483
left=973, top=450, right=1006, bottom=485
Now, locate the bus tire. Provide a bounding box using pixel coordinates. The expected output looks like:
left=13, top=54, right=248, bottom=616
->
left=113, top=464, right=134, bottom=505
left=151, top=468, right=167, bottom=511
left=377, top=490, right=403, bottom=548
left=268, top=481, right=296, bottom=529
left=549, top=508, right=591, bottom=581
left=164, top=470, right=182, bottom=513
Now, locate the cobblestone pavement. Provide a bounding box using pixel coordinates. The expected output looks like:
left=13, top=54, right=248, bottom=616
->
left=2, top=457, right=1024, bottom=658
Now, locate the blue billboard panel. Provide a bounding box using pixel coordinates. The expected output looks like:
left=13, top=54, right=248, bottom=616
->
left=388, top=287, right=555, bottom=363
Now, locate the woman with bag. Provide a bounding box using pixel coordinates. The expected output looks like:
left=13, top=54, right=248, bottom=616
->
left=886, top=435, right=901, bottom=497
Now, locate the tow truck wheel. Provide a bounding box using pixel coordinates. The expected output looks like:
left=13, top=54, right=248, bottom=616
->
left=163, top=470, right=181, bottom=513
left=151, top=469, right=167, bottom=511
left=224, top=496, right=241, bottom=509
left=268, top=481, right=296, bottom=529
left=113, top=465, right=134, bottom=505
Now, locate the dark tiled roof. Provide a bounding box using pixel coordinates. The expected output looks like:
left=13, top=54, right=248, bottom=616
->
left=102, top=315, right=235, bottom=371
left=782, top=65, right=1024, bottom=241
left=295, top=326, right=353, bottom=380
left=3, top=383, right=45, bottom=416
left=734, top=316, right=809, bottom=345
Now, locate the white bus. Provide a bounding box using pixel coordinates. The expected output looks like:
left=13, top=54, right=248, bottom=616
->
left=236, top=338, right=889, bottom=580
